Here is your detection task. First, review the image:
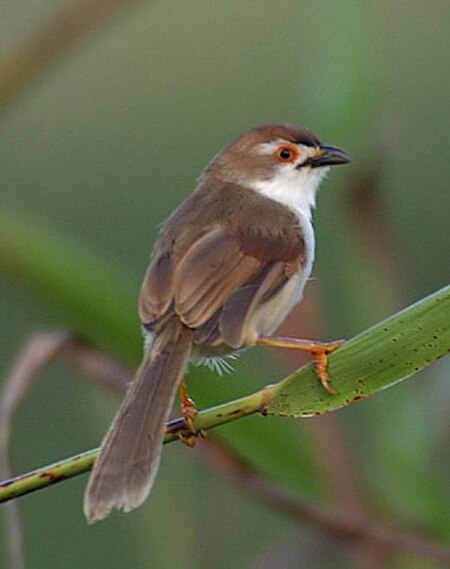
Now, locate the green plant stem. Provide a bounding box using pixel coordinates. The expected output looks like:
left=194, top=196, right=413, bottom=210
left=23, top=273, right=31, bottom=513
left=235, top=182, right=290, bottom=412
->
left=0, top=387, right=272, bottom=503
left=1, top=283, right=449, bottom=504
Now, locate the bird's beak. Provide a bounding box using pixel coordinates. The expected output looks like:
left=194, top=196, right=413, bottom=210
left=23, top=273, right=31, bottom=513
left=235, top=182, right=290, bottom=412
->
left=306, top=145, right=352, bottom=168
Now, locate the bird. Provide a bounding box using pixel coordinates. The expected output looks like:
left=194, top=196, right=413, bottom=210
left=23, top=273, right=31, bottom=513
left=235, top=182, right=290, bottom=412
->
left=84, top=124, right=351, bottom=523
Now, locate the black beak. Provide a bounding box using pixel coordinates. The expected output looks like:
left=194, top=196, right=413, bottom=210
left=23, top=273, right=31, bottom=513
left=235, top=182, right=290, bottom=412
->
left=306, top=145, right=352, bottom=168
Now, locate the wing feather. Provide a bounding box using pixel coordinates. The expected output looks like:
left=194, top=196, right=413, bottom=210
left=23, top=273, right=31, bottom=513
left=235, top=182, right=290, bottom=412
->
left=139, top=221, right=305, bottom=350
left=173, top=228, right=261, bottom=328
left=219, top=261, right=296, bottom=347
left=139, top=252, right=174, bottom=324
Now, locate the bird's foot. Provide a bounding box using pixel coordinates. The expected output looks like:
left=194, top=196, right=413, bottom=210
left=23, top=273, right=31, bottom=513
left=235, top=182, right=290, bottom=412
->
left=256, top=336, right=345, bottom=395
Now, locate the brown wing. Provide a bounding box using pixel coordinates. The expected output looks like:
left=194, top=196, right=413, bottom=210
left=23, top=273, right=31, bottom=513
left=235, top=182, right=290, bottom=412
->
left=138, top=228, right=261, bottom=327
left=139, top=223, right=305, bottom=348
left=173, top=227, right=262, bottom=328
left=191, top=260, right=289, bottom=347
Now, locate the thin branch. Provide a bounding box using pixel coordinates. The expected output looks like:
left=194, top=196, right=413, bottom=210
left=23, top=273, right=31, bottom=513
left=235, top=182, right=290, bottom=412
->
left=0, top=0, right=142, bottom=112
left=60, top=340, right=131, bottom=394
left=0, top=384, right=273, bottom=502
left=280, top=289, right=387, bottom=568
left=0, top=331, right=131, bottom=486
left=0, top=332, right=131, bottom=569
left=0, top=331, right=69, bottom=569
left=2, top=419, right=450, bottom=565
left=200, top=437, right=450, bottom=566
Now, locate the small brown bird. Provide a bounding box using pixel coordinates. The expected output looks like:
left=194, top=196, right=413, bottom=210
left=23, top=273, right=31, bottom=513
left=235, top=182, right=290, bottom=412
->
left=84, top=124, right=351, bottom=523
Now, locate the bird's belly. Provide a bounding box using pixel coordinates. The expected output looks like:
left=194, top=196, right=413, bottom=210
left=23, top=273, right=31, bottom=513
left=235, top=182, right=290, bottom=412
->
left=247, top=268, right=307, bottom=340
left=191, top=268, right=310, bottom=371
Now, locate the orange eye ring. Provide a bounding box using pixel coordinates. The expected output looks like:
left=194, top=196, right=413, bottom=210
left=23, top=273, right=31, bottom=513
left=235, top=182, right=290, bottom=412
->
left=274, top=144, right=300, bottom=163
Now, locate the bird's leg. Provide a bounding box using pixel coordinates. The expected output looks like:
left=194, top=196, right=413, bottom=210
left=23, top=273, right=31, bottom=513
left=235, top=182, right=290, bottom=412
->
left=256, top=335, right=345, bottom=395
left=179, top=379, right=197, bottom=432
left=178, top=379, right=202, bottom=447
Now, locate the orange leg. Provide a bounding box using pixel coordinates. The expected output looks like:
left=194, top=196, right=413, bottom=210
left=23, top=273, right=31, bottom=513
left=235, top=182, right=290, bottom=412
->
left=179, top=379, right=198, bottom=432
left=256, top=335, right=345, bottom=395
left=178, top=379, right=201, bottom=447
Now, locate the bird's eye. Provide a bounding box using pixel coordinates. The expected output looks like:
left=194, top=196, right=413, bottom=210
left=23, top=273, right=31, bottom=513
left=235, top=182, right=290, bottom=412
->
left=274, top=144, right=299, bottom=163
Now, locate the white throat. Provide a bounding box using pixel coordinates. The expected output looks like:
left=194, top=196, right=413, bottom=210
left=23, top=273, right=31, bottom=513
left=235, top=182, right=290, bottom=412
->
left=248, top=165, right=329, bottom=301
left=249, top=166, right=329, bottom=221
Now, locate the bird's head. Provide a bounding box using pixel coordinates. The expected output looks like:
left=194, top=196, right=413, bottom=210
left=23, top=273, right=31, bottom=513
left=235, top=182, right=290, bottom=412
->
left=205, top=124, right=351, bottom=218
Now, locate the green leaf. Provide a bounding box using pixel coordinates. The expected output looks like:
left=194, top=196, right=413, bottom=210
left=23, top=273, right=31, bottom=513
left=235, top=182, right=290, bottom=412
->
left=268, top=285, right=450, bottom=416
left=0, top=208, right=140, bottom=365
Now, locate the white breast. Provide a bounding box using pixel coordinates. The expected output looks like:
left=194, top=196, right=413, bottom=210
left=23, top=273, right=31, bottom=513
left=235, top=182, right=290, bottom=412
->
left=245, top=165, right=327, bottom=339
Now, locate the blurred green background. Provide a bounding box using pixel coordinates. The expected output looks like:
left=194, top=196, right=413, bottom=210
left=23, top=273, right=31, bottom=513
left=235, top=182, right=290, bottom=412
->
left=1, top=1, right=449, bottom=568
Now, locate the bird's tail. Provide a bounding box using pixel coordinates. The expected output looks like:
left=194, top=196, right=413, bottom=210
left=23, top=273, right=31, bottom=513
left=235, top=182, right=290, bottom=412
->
left=84, top=317, right=192, bottom=523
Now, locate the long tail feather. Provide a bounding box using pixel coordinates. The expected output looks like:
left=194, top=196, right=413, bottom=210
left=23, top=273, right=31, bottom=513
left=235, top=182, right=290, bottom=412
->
left=84, top=318, right=192, bottom=523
